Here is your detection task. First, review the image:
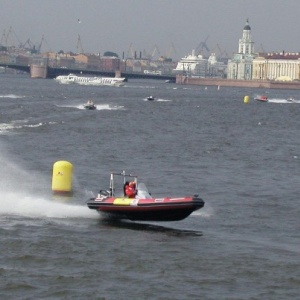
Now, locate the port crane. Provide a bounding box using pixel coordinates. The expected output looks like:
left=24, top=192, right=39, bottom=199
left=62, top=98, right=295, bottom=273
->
left=76, top=34, right=84, bottom=53
left=159, top=43, right=177, bottom=61
left=211, top=44, right=229, bottom=60
left=0, top=27, right=48, bottom=54
left=1, top=26, right=21, bottom=48
left=20, top=38, right=38, bottom=53
left=37, top=35, right=45, bottom=53
left=195, top=35, right=210, bottom=56
left=149, top=44, right=160, bottom=60
left=126, top=43, right=135, bottom=59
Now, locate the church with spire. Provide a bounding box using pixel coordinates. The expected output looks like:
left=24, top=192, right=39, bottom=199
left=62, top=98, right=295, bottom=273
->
left=227, top=19, right=257, bottom=80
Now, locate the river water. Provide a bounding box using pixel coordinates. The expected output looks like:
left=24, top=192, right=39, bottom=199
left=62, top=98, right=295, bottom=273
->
left=0, top=74, right=299, bottom=299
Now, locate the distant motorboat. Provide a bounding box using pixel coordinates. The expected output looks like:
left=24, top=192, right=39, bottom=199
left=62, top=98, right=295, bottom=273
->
left=55, top=73, right=125, bottom=87
left=146, top=96, right=155, bottom=101
left=255, top=95, right=268, bottom=102
left=83, top=100, right=97, bottom=110
left=286, top=97, right=295, bottom=102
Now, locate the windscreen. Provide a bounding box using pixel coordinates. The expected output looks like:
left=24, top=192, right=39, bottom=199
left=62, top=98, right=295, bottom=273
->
left=137, top=183, right=152, bottom=199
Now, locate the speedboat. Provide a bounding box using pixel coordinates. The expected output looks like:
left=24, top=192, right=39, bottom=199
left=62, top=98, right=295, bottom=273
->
left=286, top=97, right=295, bottom=102
left=146, top=96, right=155, bottom=101
left=255, top=95, right=268, bottom=102
left=86, top=171, right=205, bottom=221
left=83, top=101, right=96, bottom=110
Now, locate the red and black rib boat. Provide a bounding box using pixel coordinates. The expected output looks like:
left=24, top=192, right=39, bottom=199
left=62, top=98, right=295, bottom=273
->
left=255, top=95, right=268, bottom=102
left=87, top=171, right=205, bottom=222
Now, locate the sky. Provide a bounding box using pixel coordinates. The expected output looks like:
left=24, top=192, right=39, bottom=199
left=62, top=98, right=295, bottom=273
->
left=1, top=0, right=300, bottom=60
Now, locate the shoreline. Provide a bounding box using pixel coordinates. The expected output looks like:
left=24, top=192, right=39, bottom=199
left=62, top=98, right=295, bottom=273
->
left=176, top=75, right=300, bottom=90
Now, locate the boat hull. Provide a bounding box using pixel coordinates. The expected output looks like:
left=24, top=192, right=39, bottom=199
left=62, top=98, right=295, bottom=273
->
left=87, top=196, right=204, bottom=221
left=84, top=105, right=96, bottom=110
left=255, top=99, right=268, bottom=102
left=147, top=96, right=155, bottom=101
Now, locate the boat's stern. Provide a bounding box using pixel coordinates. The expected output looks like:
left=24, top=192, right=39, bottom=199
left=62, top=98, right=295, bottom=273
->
left=86, top=198, right=98, bottom=210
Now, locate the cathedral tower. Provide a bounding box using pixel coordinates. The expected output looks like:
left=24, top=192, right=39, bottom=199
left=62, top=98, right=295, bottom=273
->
left=227, top=19, right=257, bottom=80
left=238, top=19, right=254, bottom=55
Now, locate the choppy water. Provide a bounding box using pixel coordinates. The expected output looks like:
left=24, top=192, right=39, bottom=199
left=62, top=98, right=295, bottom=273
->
left=0, top=74, right=299, bottom=299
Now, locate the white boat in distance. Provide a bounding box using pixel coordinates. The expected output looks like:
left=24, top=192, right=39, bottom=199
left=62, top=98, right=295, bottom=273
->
left=55, top=73, right=126, bottom=87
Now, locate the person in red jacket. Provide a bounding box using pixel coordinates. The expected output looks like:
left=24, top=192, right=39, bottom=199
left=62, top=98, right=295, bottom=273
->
left=125, top=181, right=136, bottom=198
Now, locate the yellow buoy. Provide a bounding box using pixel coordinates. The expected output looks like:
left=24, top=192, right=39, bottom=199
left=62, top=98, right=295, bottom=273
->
left=52, top=161, right=73, bottom=195
left=244, top=95, right=250, bottom=104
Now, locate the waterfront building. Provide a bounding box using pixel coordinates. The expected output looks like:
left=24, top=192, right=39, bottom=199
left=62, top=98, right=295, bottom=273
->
left=227, top=19, right=257, bottom=80
left=86, top=54, right=101, bottom=69
left=100, top=56, right=120, bottom=71
left=0, top=52, right=14, bottom=64
left=16, top=55, right=30, bottom=65
left=252, top=52, right=300, bottom=81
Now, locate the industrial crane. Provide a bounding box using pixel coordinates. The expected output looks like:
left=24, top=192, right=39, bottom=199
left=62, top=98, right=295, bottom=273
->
left=126, top=43, right=135, bottom=59
left=76, top=34, right=84, bottom=53
left=195, top=35, right=210, bottom=56
left=150, top=45, right=160, bottom=60
left=159, top=43, right=176, bottom=61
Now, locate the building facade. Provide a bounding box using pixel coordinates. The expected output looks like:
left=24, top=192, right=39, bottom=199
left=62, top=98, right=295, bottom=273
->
left=252, top=52, right=300, bottom=81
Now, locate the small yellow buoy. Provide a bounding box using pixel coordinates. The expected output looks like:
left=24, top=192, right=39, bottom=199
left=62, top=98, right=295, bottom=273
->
left=52, top=161, right=73, bottom=195
left=244, top=95, right=250, bottom=104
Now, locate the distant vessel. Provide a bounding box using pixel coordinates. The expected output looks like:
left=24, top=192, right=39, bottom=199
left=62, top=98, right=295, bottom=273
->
left=255, top=95, right=268, bottom=102
left=55, top=73, right=125, bottom=86
left=173, top=50, right=207, bottom=77
left=83, top=100, right=97, bottom=110
left=146, top=96, right=155, bottom=101
left=286, top=97, right=295, bottom=102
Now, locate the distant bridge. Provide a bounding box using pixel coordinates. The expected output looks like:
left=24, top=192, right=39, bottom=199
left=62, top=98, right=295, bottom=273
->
left=0, top=62, right=176, bottom=82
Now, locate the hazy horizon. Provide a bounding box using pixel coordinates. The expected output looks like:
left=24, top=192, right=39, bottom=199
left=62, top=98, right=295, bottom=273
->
left=1, top=0, right=299, bottom=59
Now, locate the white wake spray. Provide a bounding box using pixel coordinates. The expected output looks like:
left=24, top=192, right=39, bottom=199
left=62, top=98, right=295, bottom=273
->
left=0, top=145, right=97, bottom=220
left=0, top=94, right=25, bottom=99
left=0, top=191, right=97, bottom=219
